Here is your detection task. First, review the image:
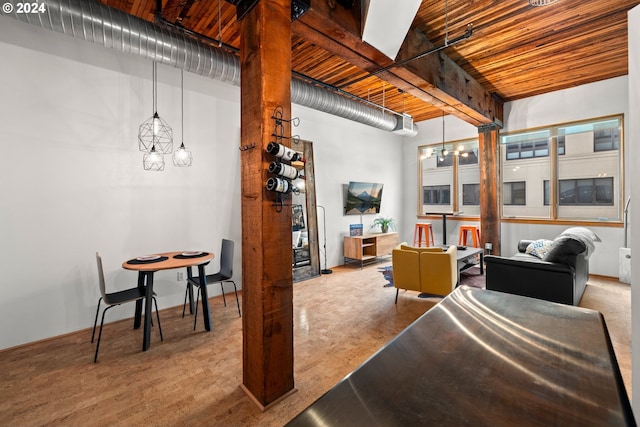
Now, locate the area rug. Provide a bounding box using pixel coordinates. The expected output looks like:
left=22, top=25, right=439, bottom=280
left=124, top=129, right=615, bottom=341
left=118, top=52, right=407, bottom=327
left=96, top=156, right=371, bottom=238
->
left=460, top=266, right=486, bottom=289
left=378, top=265, right=485, bottom=289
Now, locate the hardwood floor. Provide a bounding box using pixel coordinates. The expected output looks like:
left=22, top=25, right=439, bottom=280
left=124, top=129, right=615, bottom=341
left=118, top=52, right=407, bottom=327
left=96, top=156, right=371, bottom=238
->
left=0, top=265, right=631, bottom=426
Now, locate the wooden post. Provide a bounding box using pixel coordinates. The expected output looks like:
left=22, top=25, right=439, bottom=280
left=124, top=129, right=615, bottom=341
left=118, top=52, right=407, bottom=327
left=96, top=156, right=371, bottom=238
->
left=239, top=0, right=295, bottom=409
left=478, top=124, right=501, bottom=256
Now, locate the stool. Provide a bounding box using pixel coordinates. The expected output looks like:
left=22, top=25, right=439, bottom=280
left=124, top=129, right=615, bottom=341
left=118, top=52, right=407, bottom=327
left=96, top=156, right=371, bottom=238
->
left=413, top=223, right=435, bottom=247
left=458, top=225, right=480, bottom=248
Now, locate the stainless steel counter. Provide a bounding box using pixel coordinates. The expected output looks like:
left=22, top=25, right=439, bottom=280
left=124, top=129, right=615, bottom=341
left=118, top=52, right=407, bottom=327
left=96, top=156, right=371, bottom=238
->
left=286, top=287, right=634, bottom=426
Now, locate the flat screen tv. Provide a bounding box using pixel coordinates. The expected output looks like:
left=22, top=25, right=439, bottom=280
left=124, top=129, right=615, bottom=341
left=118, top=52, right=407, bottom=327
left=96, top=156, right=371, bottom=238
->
left=345, top=181, right=384, bottom=215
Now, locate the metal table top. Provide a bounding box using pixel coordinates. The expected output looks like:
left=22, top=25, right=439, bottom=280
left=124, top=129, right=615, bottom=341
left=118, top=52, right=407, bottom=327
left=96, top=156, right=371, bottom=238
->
left=286, top=287, right=634, bottom=426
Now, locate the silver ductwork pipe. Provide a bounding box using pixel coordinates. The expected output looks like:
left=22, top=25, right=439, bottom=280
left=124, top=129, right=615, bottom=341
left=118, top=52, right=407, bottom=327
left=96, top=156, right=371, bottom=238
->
left=5, top=0, right=410, bottom=134
left=291, top=79, right=397, bottom=130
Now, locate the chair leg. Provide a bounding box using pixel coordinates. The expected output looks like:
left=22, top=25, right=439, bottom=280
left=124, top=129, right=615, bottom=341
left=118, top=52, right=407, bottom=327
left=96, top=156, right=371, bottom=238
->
left=228, top=280, right=241, bottom=317
left=91, top=297, right=103, bottom=343
left=193, top=287, right=200, bottom=331
left=395, top=289, right=399, bottom=304
left=220, top=282, right=227, bottom=307
left=182, top=284, right=189, bottom=318
left=94, top=305, right=113, bottom=363
left=152, top=297, right=163, bottom=341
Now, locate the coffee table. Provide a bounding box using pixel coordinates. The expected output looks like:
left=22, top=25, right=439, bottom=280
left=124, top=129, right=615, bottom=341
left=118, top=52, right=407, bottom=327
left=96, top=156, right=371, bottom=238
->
left=455, top=246, right=483, bottom=285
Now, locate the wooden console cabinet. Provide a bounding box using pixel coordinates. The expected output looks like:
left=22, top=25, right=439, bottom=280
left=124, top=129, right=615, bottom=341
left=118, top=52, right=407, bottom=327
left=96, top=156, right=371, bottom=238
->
left=343, top=232, right=398, bottom=267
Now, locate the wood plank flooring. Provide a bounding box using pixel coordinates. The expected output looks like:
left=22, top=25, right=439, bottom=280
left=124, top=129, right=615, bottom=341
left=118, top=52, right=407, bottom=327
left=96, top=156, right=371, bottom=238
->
left=0, top=265, right=631, bottom=426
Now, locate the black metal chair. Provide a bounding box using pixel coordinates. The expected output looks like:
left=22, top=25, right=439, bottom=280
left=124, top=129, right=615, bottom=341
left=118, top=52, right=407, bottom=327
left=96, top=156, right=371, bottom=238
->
left=92, top=252, right=163, bottom=362
left=183, top=239, right=241, bottom=330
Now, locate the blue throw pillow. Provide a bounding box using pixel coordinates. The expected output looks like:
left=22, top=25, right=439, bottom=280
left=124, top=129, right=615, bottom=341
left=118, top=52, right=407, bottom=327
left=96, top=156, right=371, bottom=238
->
left=525, top=239, right=553, bottom=259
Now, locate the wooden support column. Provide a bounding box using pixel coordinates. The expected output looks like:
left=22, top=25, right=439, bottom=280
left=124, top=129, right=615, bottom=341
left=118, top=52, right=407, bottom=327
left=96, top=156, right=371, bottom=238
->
left=478, top=124, right=501, bottom=256
left=239, top=0, right=295, bottom=409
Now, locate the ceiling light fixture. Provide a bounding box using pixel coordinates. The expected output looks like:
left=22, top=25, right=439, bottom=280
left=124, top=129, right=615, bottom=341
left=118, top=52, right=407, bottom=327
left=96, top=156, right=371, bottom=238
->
left=173, top=69, right=193, bottom=167
left=529, top=0, right=558, bottom=6
left=439, top=112, right=448, bottom=162
left=138, top=62, right=173, bottom=155
left=143, top=145, right=165, bottom=171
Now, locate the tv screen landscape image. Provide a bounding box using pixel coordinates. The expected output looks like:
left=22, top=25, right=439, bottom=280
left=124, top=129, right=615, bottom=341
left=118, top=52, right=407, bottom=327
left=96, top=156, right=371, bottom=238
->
left=345, top=181, right=384, bottom=215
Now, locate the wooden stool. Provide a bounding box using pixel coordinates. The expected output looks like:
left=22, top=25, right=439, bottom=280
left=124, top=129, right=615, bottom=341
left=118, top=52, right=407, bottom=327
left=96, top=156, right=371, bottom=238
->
left=413, top=223, right=435, bottom=247
left=458, top=225, right=480, bottom=248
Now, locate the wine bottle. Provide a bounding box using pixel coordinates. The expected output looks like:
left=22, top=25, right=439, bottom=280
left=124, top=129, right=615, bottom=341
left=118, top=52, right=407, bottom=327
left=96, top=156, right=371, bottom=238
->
left=266, top=177, right=300, bottom=194
left=269, top=161, right=301, bottom=180
left=266, top=141, right=304, bottom=162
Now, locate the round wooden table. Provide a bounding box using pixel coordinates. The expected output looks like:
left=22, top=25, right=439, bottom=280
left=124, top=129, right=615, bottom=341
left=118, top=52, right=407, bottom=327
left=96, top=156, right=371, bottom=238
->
left=123, top=251, right=214, bottom=351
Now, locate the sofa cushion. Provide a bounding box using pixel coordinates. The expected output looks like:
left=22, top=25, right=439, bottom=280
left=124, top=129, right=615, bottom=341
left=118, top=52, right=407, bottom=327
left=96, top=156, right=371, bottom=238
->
left=511, top=252, right=550, bottom=264
left=543, top=236, right=587, bottom=264
left=558, top=227, right=601, bottom=258
left=525, top=239, right=553, bottom=259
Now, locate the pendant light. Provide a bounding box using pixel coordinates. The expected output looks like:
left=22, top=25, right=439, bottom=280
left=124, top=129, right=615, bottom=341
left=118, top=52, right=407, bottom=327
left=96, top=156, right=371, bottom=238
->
left=143, top=145, right=165, bottom=171
left=439, top=112, right=448, bottom=162
left=173, top=69, right=193, bottom=167
left=138, top=62, right=173, bottom=155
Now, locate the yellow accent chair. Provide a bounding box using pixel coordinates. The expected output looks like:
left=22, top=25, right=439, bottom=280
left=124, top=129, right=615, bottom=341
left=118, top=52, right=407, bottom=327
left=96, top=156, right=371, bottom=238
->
left=392, top=243, right=458, bottom=303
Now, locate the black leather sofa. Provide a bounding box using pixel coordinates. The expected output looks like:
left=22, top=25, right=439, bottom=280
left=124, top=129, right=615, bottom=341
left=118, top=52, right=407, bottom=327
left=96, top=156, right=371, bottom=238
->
left=485, top=238, right=589, bottom=306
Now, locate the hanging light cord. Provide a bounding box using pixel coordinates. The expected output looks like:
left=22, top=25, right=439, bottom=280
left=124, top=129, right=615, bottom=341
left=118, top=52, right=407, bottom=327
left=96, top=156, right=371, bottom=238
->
left=218, top=0, right=222, bottom=47
left=181, top=68, right=184, bottom=143
left=442, top=112, right=445, bottom=146
left=152, top=62, right=157, bottom=114
left=442, top=112, right=446, bottom=155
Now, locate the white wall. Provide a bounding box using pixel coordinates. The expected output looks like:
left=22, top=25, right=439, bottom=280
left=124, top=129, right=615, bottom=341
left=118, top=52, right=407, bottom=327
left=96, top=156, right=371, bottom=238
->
left=0, top=16, right=405, bottom=350
left=628, top=3, right=639, bottom=415
left=294, top=105, right=404, bottom=269
left=0, top=16, right=243, bottom=349
left=406, top=76, right=629, bottom=276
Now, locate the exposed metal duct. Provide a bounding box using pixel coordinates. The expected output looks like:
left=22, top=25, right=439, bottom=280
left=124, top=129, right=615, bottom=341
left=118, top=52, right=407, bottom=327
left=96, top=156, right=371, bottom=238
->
left=5, top=0, right=414, bottom=135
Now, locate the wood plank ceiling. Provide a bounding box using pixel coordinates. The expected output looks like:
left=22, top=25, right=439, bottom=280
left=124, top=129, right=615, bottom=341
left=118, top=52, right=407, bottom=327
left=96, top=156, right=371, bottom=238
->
left=98, top=0, right=640, bottom=124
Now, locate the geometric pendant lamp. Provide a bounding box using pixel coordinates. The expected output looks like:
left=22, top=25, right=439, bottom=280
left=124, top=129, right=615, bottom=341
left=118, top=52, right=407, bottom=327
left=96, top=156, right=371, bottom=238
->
left=172, top=69, right=193, bottom=167
left=173, top=142, right=193, bottom=167
left=143, top=145, right=165, bottom=171
left=138, top=61, right=173, bottom=156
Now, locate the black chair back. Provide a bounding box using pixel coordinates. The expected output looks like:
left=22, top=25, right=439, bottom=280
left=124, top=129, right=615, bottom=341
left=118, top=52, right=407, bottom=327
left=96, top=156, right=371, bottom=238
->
left=95, top=252, right=108, bottom=300
left=220, top=239, right=234, bottom=279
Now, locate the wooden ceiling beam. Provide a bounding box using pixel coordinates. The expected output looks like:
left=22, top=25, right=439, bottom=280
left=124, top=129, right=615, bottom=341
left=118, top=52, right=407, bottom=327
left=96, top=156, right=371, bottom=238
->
left=294, top=0, right=502, bottom=127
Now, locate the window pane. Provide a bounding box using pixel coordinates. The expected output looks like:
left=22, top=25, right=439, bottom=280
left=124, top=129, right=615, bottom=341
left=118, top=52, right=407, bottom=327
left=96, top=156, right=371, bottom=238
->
left=576, top=179, right=593, bottom=204
left=558, top=137, right=565, bottom=155
left=594, top=128, right=620, bottom=152
left=513, top=182, right=526, bottom=205
left=437, top=150, right=453, bottom=167
left=504, top=182, right=526, bottom=205
left=543, top=180, right=550, bottom=206
left=559, top=180, right=576, bottom=205
left=462, top=183, right=480, bottom=205
left=595, top=177, right=614, bottom=204
left=419, top=139, right=477, bottom=216
left=441, top=187, right=450, bottom=204
left=503, top=183, right=512, bottom=205
left=459, top=151, right=478, bottom=165
left=500, top=115, right=622, bottom=221
left=506, top=151, right=520, bottom=160
left=423, top=185, right=450, bottom=205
